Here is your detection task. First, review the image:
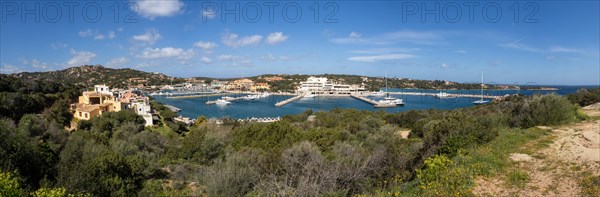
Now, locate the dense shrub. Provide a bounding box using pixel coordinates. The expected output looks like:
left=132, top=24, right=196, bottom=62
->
left=567, top=87, right=600, bottom=107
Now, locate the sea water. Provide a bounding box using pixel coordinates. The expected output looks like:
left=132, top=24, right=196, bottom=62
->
left=152, top=85, right=597, bottom=119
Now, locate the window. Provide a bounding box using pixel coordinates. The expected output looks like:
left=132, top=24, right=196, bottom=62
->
left=85, top=113, right=88, bottom=118
left=79, top=112, right=82, bottom=117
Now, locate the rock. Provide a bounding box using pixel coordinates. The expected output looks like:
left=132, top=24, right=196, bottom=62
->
left=509, top=153, right=533, bottom=162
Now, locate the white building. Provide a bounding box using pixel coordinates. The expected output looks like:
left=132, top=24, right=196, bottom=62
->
left=94, top=84, right=112, bottom=95
left=298, top=77, right=366, bottom=94
left=129, top=99, right=153, bottom=126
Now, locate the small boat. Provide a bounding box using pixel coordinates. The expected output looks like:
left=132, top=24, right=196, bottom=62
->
left=215, top=99, right=231, bottom=105
left=222, top=96, right=234, bottom=100
left=435, top=91, right=454, bottom=99
left=473, top=100, right=490, bottom=105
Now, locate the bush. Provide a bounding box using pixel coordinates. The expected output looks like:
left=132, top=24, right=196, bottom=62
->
left=567, top=87, right=600, bottom=107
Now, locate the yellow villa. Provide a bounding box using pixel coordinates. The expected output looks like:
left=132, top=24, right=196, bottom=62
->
left=73, top=85, right=124, bottom=120
left=226, top=78, right=255, bottom=91
left=250, top=82, right=270, bottom=91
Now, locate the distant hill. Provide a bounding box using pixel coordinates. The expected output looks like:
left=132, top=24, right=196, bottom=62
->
left=9, top=65, right=185, bottom=89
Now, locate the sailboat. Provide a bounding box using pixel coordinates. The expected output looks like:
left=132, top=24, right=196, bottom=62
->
left=378, top=73, right=404, bottom=105
left=473, top=72, right=490, bottom=105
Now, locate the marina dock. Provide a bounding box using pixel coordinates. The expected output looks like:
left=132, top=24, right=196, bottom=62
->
left=387, top=92, right=501, bottom=99
left=275, top=94, right=305, bottom=107
left=351, top=95, right=396, bottom=108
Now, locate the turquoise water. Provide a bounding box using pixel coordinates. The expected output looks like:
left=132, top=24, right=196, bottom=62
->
left=153, top=86, right=598, bottom=119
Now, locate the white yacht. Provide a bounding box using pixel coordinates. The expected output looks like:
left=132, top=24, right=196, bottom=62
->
left=215, top=99, right=231, bottom=105
left=435, top=91, right=453, bottom=99
left=378, top=72, right=405, bottom=106
left=379, top=93, right=404, bottom=105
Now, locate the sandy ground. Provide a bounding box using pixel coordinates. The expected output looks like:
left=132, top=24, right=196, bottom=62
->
left=474, top=103, right=600, bottom=197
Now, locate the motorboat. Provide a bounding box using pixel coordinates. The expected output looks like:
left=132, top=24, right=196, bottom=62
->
left=215, top=99, right=231, bottom=105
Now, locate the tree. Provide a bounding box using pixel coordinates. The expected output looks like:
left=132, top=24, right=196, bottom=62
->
left=0, top=170, right=24, bottom=197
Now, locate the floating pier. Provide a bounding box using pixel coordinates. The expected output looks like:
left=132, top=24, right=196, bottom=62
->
left=275, top=94, right=305, bottom=107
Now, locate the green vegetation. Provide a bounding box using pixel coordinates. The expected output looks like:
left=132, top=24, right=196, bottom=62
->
left=9, top=65, right=185, bottom=89
left=567, top=87, right=600, bottom=107
left=0, top=71, right=588, bottom=196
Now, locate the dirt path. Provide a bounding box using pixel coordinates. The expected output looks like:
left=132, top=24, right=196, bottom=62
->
left=474, top=104, right=600, bottom=197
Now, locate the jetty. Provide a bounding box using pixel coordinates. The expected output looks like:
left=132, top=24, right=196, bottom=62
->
left=386, top=92, right=500, bottom=99
left=351, top=95, right=396, bottom=108
left=275, top=94, right=305, bottom=107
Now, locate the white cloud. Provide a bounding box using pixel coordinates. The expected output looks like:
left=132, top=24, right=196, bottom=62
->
left=67, top=49, right=97, bottom=66
left=106, top=57, right=130, bottom=68
left=331, top=30, right=443, bottom=45
left=441, top=63, right=449, bottom=69
left=261, top=53, right=290, bottom=61
left=347, top=54, right=416, bottom=62
left=134, top=0, right=183, bottom=19
left=221, top=33, right=262, bottom=48
left=217, top=54, right=252, bottom=66
left=348, top=31, right=362, bottom=38
left=262, top=53, right=276, bottom=61
left=78, top=29, right=94, bottom=37
left=201, top=57, right=213, bottom=64
left=217, top=54, right=238, bottom=61
left=1, top=64, right=23, bottom=73
left=108, top=31, right=116, bottom=39
left=133, top=28, right=161, bottom=45
left=79, top=29, right=115, bottom=40
left=51, top=42, right=68, bottom=50
left=137, top=47, right=195, bottom=63
left=499, top=39, right=539, bottom=52
left=455, top=50, right=468, bottom=54
left=31, top=59, right=48, bottom=69
left=549, top=46, right=581, bottom=53
left=350, top=48, right=420, bottom=54
left=266, top=32, right=288, bottom=45
left=194, top=41, right=217, bottom=53
left=94, top=34, right=105, bottom=40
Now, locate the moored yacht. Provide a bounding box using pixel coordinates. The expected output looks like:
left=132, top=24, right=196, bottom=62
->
left=215, top=99, right=231, bottom=105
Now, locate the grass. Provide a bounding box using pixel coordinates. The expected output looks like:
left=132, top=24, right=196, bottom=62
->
left=506, top=169, right=529, bottom=188
left=378, top=127, right=551, bottom=196
left=580, top=173, right=600, bottom=197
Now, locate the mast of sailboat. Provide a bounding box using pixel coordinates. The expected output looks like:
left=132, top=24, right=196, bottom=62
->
left=385, top=72, right=389, bottom=97
left=480, top=72, right=484, bottom=101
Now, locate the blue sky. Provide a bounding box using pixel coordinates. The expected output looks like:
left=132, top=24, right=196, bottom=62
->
left=1, top=0, right=598, bottom=85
